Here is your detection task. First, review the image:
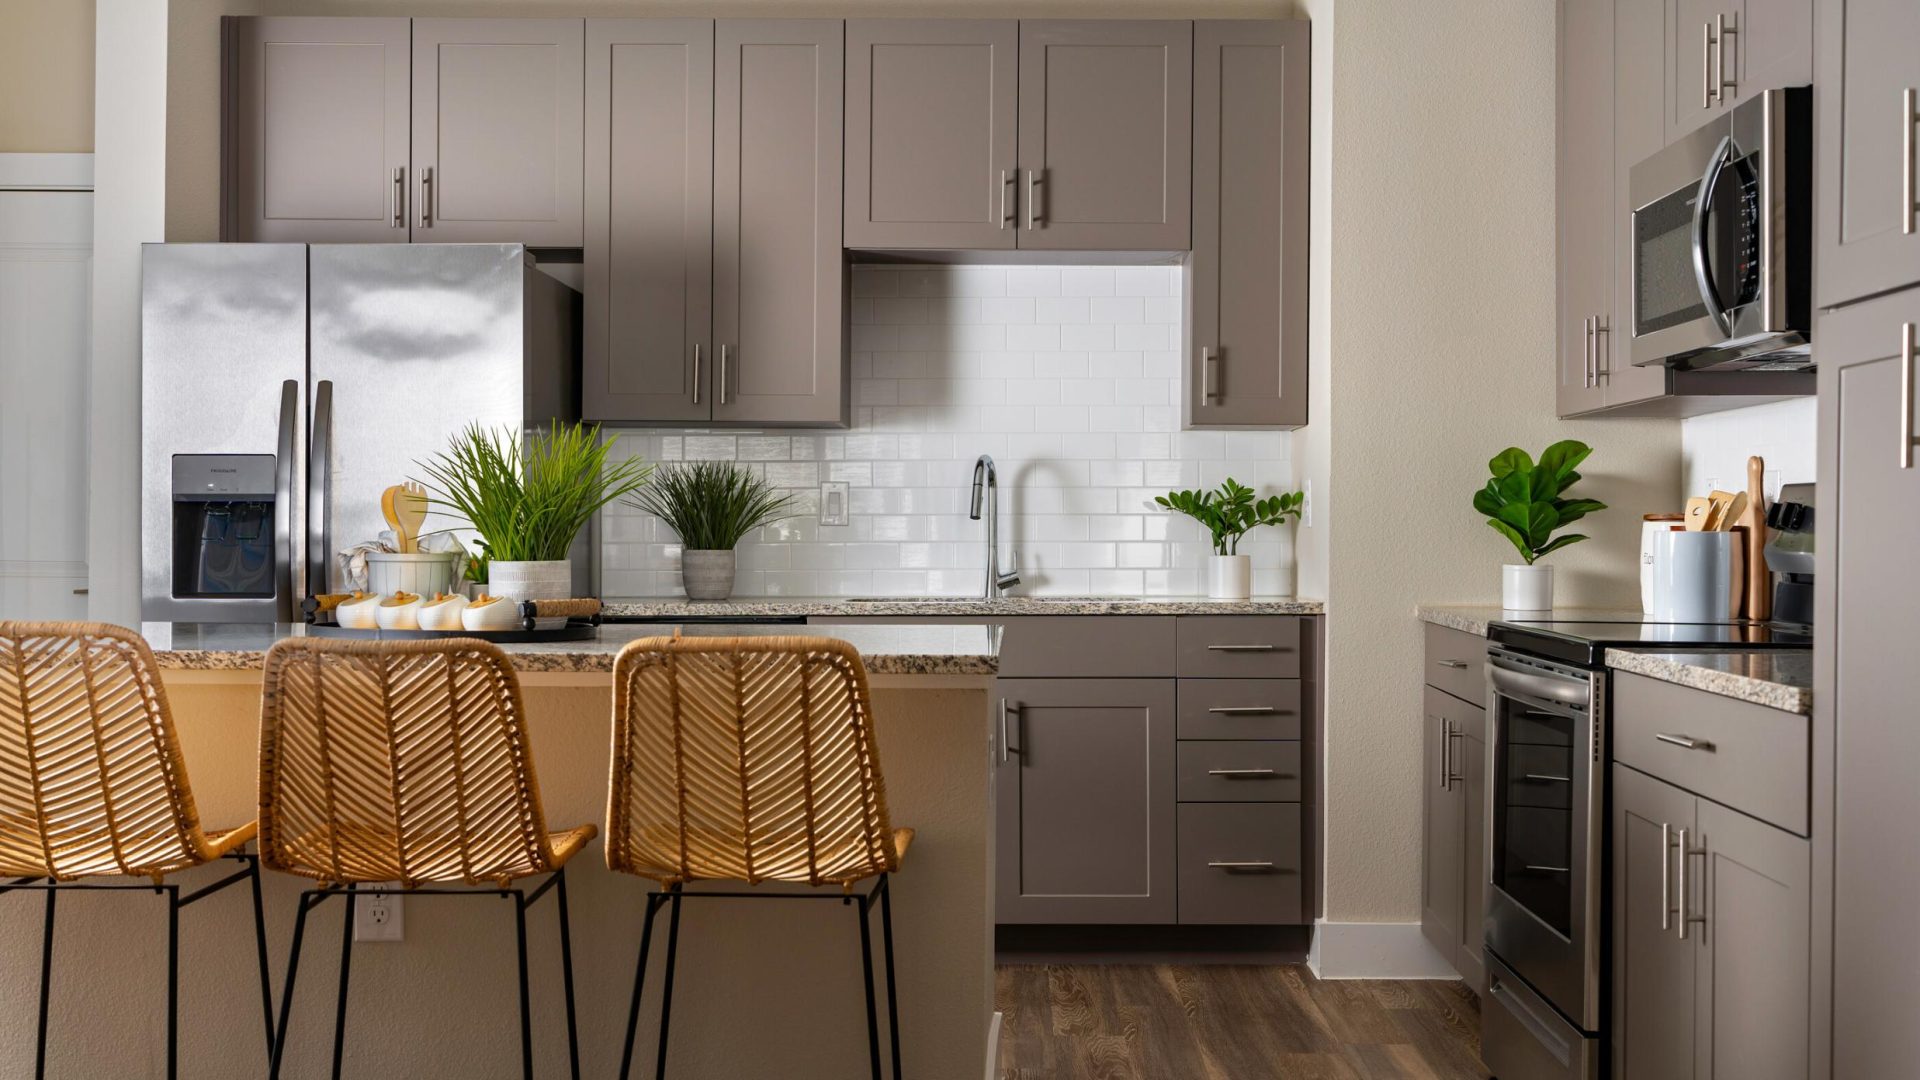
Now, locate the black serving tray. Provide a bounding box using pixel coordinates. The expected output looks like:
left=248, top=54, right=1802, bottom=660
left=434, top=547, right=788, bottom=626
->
left=301, top=598, right=602, bottom=643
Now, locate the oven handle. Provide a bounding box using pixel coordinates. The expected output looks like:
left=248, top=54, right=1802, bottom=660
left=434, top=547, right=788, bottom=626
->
left=1690, top=134, right=1736, bottom=335
left=1487, top=656, right=1591, bottom=707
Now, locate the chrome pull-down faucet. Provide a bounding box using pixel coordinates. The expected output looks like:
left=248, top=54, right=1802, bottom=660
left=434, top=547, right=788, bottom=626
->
left=969, top=454, right=1021, bottom=598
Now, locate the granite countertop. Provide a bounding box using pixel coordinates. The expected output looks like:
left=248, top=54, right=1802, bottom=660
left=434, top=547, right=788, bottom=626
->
left=141, top=621, right=999, bottom=676
left=1415, top=604, right=1654, bottom=637
left=605, top=595, right=1325, bottom=618
left=1607, top=649, right=1813, bottom=715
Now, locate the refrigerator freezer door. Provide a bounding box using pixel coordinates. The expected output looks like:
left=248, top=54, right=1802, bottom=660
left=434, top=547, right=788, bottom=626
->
left=140, top=243, right=308, bottom=621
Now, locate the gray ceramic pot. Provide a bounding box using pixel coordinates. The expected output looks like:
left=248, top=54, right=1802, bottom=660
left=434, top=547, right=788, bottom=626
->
left=681, top=549, right=737, bottom=601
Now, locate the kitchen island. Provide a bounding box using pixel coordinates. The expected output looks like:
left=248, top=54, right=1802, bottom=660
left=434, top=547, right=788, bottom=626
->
left=33, top=622, right=998, bottom=1080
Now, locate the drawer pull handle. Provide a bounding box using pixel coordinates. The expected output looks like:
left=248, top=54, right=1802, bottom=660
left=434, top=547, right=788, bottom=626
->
left=1207, top=644, right=1277, bottom=652
left=1207, top=768, right=1286, bottom=779
left=1435, top=659, right=1470, bottom=669
left=1655, top=733, right=1716, bottom=752
left=1207, top=706, right=1279, bottom=715
left=1524, top=864, right=1572, bottom=874
left=1522, top=773, right=1571, bottom=783
left=1207, top=860, right=1280, bottom=872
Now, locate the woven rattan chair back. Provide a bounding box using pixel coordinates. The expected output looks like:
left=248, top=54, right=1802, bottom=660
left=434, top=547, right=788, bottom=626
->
left=0, top=621, right=219, bottom=881
left=607, top=634, right=899, bottom=888
left=258, top=636, right=565, bottom=887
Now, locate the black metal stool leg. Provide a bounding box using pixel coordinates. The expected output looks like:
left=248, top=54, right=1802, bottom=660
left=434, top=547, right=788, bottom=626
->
left=166, top=885, right=180, bottom=1080
left=514, top=890, right=534, bottom=1080
left=247, top=856, right=275, bottom=1058
left=857, top=889, right=883, bottom=1080
left=554, top=870, right=581, bottom=1080
left=878, top=875, right=901, bottom=1079
left=330, top=887, right=356, bottom=1080
left=618, top=892, right=665, bottom=1080
left=653, top=886, right=684, bottom=1080
left=35, top=886, right=55, bottom=1080
left=271, top=891, right=324, bottom=1080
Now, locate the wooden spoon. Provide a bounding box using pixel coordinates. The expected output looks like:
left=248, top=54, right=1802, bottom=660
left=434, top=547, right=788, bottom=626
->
left=395, top=482, right=429, bottom=554
left=1715, top=491, right=1749, bottom=531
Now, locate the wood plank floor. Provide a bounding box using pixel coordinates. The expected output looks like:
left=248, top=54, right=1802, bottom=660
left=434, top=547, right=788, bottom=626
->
left=995, top=965, right=1491, bottom=1080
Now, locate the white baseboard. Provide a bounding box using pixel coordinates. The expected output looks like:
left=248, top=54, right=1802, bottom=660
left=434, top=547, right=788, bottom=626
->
left=985, top=1010, right=1003, bottom=1080
left=1307, top=920, right=1461, bottom=980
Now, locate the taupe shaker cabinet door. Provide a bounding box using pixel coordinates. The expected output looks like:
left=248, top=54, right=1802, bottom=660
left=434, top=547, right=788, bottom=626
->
left=712, top=20, right=847, bottom=426
left=1607, top=0, right=1674, bottom=408
left=1419, top=688, right=1466, bottom=972
left=1692, top=798, right=1810, bottom=1080
left=844, top=20, right=1018, bottom=250
left=994, top=678, right=1176, bottom=924
left=224, top=17, right=411, bottom=243
left=1185, top=20, right=1309, bottom=429
left=1666, top=0, right=1811, bottom=145
left=1611, top=764, right=1697, bottom=1080
left=1814, top=0, right=1920, bottom=308
left=410, top=19, right=584, bottom=246
left=1555, top=0, right=1613, bottom=418
left=1016, top=21, right=1192, bottom=251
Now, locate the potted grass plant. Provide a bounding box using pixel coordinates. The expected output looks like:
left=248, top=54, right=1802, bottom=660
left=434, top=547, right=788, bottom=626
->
left=629, top=460, right=797, bottom=601
left=414, top=421, right=652, bottom=623
left=1473, top=439, right=1607, bottom=610
left=1155, top=479, right=1304, bottom=600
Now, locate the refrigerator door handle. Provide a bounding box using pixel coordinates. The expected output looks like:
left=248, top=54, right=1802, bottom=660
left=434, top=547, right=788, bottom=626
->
left=307, top=380, right=334, bottom=600
left=273, top=379, right=298, bottom=622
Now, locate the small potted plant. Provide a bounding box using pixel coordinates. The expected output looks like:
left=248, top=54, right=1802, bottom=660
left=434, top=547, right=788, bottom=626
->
left=414, top=421, right=652, bottom=624
left=1473, top=439, right=1607, bottom=611
left=629, top=460, right=796, bottom=601
left=1155, top=479, right=1303, bottom=600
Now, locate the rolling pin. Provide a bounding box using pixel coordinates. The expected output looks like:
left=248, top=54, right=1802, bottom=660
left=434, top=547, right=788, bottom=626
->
left=1744, top=455, right=1770, bottom=620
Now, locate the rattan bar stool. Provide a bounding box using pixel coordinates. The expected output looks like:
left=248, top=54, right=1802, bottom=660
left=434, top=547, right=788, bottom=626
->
left=0, top=621, right=274, bottom=1080
left=607, top=634, right=913, bottom=1080
left=257, top=637, right=596, bottom=1080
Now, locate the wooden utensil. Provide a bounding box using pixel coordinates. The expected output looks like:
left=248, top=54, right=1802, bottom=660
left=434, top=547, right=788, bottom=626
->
left=1745, top=456, right=1770, bottom=620
left=1701, top=489, right=1738, bottom=531
left=380, top=485, right=406, bottom=550
left=1716, top=491, right=1749, bottom=531
left=395, top=482, right=429, bottom=554
left=1685, top=497, right=1712, bottom=530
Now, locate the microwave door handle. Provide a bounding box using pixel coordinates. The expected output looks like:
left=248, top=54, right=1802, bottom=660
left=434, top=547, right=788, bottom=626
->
left=1690, top=134, right=1736, bottom=335
left=307, top=380, right=333, bottom=598
left=272, top=379, right=298, bottom=621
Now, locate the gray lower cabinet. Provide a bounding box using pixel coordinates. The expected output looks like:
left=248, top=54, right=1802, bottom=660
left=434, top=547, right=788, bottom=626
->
left=1015, top=21, right=1191, bottom=251
left=1176, top=803, right=1302, bottom=925
left=843, top=19, right=1018, bottom=250
left=711, top=19, right=846, bottom=426
left=1612, top=763, right=1811, bottom=1080
left=1420, top=684, right=1488, bottom=994
left=1814, top=0, right=1920, bottom=308
left=1823, top=286, right=1920, bottom=1077
left=994, top=677, right=1176, bottom=924
left=409, top=18, right=584, bottom=246
left=223, top=16, right=412, bottom=243
left=1184, top=20, right=1310, bottom=430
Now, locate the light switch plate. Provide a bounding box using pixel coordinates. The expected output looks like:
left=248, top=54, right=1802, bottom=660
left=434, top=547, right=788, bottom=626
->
left=820, top=481, right=850, bottom=526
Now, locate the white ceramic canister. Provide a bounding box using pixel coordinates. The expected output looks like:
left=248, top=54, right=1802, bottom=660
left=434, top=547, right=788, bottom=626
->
left=1651, top=531, right=1733, bottom=622
left=1640, top=515, right=1685, bottom=611
left=365, top=552, right=459, bottom=601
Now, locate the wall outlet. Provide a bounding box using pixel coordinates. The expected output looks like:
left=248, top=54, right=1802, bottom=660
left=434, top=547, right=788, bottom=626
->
left=819, top=481, right=850, bottom=526
left=352, top=886, right=404, bottom=942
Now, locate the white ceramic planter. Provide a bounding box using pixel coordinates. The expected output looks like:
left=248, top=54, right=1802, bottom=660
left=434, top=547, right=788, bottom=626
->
left=487, top=560, right=573, bottom=629
left=1502, top=563, right=1555, bottom=611
left=1207, top=554, right=1252, bottom=601
left=365, top=552, right=458, bottom=600
left=681, top=550, right=737, bottom=602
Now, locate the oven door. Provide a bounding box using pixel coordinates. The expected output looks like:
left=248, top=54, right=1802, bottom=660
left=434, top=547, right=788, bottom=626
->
left=1484, top=648, right=1604, bottom=1033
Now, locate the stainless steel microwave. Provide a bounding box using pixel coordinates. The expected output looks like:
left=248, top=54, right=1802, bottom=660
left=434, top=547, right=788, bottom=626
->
left=1629, top=87, right=1812, bottom=373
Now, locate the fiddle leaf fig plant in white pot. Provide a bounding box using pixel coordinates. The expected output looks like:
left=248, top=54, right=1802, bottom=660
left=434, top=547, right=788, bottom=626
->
left=1473, top=439, right=1608, bottom=611
left=1155, top=479, right=1304, bottom=600
left=628, top=460, right=797, bottom=601
left=415, top=421, right=652, bottom=626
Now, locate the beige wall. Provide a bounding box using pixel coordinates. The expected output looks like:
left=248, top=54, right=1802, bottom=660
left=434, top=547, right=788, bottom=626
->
left=1318, top=0, right=1680, bottom=921
left=0, top=0, right=95, bottom=152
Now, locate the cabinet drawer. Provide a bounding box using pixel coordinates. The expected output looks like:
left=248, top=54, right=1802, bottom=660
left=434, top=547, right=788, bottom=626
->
left=1424, top=622, right=1487, bottom=707
left=1176, top=617, right=1301, bottom=678
left=1176, top=741, right=1301, bottom=802
left=1176, top=679, right=1302, bottom=740
left=996, top=616, right=1175, bottom=678
left=1177, top=803, right=1303, bottom=924
left=1613, top=671, right=1810, bottom=835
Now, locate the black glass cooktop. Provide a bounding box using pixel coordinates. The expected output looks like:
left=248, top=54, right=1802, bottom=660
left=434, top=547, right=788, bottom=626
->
left=1488, top=618, right=1812, bottom=668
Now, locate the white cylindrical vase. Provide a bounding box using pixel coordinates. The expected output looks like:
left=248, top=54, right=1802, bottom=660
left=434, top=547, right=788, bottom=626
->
left=1208, top=554, right=1252, bottom=601
left=485, top=560, right=573, bottom=629
left=1502, top=563, right=1555, bottom=611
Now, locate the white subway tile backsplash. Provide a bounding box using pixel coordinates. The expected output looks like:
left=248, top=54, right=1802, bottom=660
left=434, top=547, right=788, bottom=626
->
left=600, top=265, right=1293, bottom=598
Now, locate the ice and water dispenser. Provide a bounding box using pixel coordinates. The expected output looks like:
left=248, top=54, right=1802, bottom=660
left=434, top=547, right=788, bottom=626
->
left=168, top=455, right=279, bottom=603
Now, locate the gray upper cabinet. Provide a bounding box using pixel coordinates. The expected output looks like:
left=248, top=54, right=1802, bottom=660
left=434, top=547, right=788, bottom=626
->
left=1814, top=0, right=1920, bottom=309
left=1556, top=0, right=1614, bottom=418
left=1016, top=21, right=1192, bottom=251
left=224, top=17, right=411, bottom=243
left=711, top=20, right=846, bottom=426
left=1184, top=20, right=1309, bottom=429
left=1667, top=0, right=1812, bottom=144
left=1824, top=286, right=1920, bottom=1078
left=1606, top=0, right=1675, bottom=408
left=995, top=678, right=1177, bottom=924
left=844, top=20, right=1018, bottom=250
left=583, top=19, right=713, bottom=424
left=410, top=19, right=584, bottom=246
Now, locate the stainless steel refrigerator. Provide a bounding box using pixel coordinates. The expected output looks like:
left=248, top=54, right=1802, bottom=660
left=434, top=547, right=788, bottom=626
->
left=141, top=243, right=580, bottom=622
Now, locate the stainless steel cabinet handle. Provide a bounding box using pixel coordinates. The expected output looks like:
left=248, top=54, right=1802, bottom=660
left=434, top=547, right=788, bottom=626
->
left=1582, top=316, right=1595, bottom=388
left=1438, top=716, right=1453, bottom=790
left=1207, top=706, right=1277, bottom=715
left=1655, top=732, right=1716, bottom=751
left=1681, top=832, right=1708, bottom=939
left=692, top=344, right=702, bottom=406
left=1677, top=827, right=1694, bottom=939
left=1902, top=321, right=1916, bottom=469
left=1522, top=773, right=1572, bottom=783
left=1716, top=13, right=1737, bottom=101
left=1435, top=659, right=1470, bottom=669
left=1594, top=316, right=1610, bottom=382
left=1000, top=169, right=1015, bottom=229
left=1207, top=861, right=1278, bottom=872
left=419, top=166, right=434, bottom=227
left=391, top=167, right=405, bottom=228
left=998, top=699, right=1020, bottom=764
left=1661, top=821, right=1673, bottom=931
left=1025, top=169, right=1043, bottom=228
left=1208, top=768, right=1282, bottom=778
left=718, top=344, right=730, bottom=406
left=1905, top=88, right=1918, bottom=236
left=1207, top=644, right=1275, bottom=652
left=1703, top=21, right=1716, bottom=107
left=1201, top=346, right=1219, bottom=403
left=1445, top=723, right=1465, bottom=789
left=1525, top=865, right=1572, bottom=874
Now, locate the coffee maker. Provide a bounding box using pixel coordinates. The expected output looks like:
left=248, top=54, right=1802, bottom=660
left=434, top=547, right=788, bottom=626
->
left=1764, top=482, right=1815, bottom=627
